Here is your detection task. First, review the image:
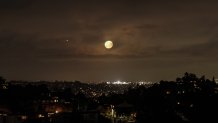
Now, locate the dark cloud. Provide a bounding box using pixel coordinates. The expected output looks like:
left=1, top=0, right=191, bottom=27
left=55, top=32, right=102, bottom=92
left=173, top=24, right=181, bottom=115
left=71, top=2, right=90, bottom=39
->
left=170, top=36, right=218, bottom=58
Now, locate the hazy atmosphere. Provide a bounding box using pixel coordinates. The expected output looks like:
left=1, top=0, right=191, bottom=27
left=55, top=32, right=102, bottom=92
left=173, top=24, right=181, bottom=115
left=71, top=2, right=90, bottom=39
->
left=1, top=0, right=218, bottom=82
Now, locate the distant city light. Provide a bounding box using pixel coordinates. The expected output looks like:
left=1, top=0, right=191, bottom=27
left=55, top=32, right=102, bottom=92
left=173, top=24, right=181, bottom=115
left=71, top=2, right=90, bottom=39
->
left=38, top=114, right=45, bottom=118
left=106, top=81, right=153, bottom=85
left=21, top=115, right=28, bottom=120
left=54, top=99, right=58, bottom=103
left=166, top=91, right=171, bottom=94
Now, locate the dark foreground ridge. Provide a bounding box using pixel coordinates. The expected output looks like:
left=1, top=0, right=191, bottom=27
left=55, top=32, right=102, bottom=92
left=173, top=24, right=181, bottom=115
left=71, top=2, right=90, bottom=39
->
left=0, top=72, right=217, bottom=123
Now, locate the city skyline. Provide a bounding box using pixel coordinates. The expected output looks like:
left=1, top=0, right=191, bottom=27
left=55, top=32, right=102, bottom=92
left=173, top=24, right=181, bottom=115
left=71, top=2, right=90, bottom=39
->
left=1, top=0, right=218, bottom=82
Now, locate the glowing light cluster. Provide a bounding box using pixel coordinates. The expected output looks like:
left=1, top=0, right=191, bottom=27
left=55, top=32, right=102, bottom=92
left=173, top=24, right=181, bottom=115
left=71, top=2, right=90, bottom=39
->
left=107, top=81, right=130, bottom=85
left=106, top=81, right=153, bottom=85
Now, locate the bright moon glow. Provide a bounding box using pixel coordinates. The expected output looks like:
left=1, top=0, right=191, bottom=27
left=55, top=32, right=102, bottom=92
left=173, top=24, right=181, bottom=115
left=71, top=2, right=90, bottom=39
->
left=105, top=41, right=113, bottom=49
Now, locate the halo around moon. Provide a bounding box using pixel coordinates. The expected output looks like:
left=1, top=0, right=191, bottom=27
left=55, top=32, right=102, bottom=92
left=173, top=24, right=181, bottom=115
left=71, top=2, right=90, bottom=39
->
left=105, top=41, right=113, bottom=49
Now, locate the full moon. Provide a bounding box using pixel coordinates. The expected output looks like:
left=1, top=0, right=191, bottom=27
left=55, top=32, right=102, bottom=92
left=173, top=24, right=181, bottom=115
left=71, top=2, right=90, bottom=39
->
left=104, top=41, right=113, bottom=49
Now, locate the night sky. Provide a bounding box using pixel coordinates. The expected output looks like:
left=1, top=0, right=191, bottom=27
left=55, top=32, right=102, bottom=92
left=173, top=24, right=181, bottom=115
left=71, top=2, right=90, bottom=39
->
left=1, top=0, right=218, bottom=82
